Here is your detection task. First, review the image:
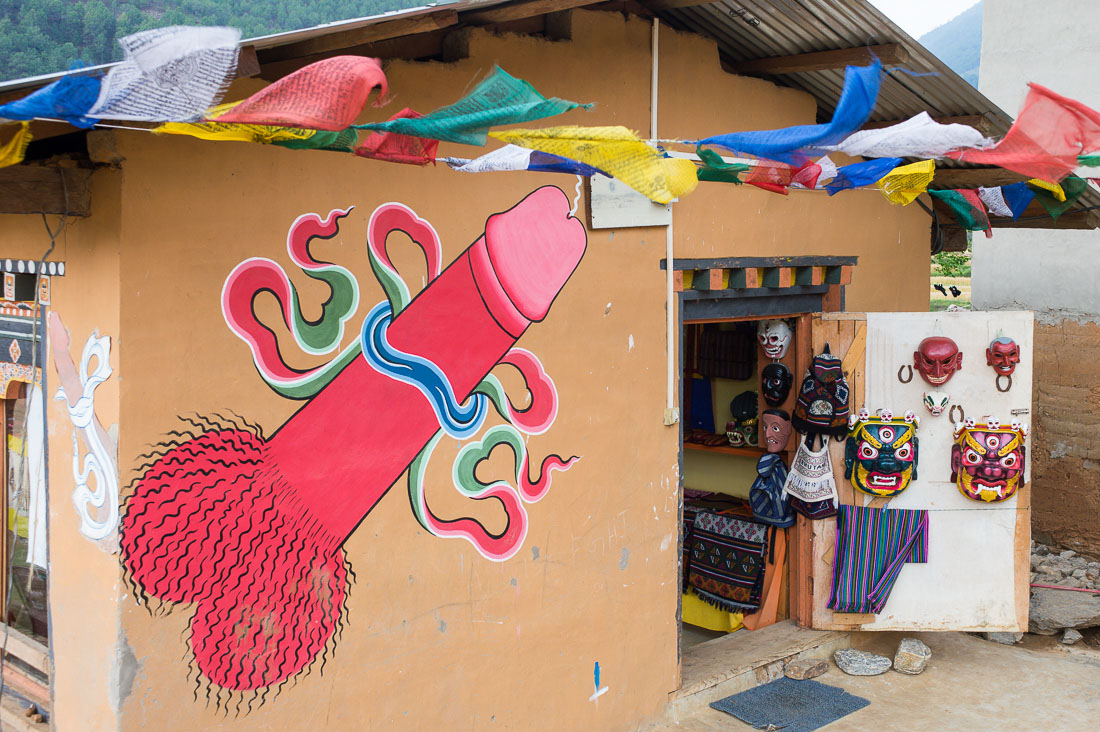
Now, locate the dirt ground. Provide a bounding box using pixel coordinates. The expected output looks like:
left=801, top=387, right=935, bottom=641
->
left=652, top=630, right=1100, bottom=731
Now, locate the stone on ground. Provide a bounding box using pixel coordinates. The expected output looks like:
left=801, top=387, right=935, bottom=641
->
left=1060, top=628, right=1084, bottom=645
left=981, top=631, right=1022, bottom=645
left=834, top=648, right=891, bottom=676
left=784, top=658, right=827, bottom=680
left=893, top=637, right=932, bottom=675
left=1029, top=588, right=1100, bottom=634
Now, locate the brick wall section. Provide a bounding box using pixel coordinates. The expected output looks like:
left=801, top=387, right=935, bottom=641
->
left=1032, top=320, right=1100, bottom=557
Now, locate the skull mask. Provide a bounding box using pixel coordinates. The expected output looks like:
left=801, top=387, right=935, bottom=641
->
left=761, top=409, right=791, bottom=453
left=986, top=337, right=1020, bottom=376
left=914, top=336, right=963, bottom=386
left=951, top=418, right=1028, bottom=502
left=922, top=391, right=950, bottom=417
left=845, top=409, right=920, bottom=497
left=757, top=319, right=792, bottom=360
left=761, top=363, right=793, bottom=407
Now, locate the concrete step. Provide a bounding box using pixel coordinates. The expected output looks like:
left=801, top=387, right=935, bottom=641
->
left=661, top=620, right=850, bottom=726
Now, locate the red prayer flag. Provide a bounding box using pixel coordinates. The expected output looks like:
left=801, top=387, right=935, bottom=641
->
left=215, top=56, right=388, bottom=131
left=948, top=83, right=1100, bottom=183
left=354, top=108, right=439, bottom=166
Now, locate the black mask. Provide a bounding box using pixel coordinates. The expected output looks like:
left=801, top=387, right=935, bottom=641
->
left=761, top=363, right=793, bottom=407
left=729, top=390, right=758, bottom=421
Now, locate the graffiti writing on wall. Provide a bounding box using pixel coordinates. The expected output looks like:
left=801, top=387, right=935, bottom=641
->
left=119, top=186, right=586, bottom=704
left=49, top=312, right=119, bottom=545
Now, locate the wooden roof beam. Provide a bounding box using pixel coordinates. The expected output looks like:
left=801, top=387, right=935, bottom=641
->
left=732, top=43, right=909, bottom=76
left=0, top=166, right=91, bottom=217
left=460, top=0, right=603, bottom=24
left=258, top=10, right=459, bottom=63
left=930, top=167, right=1029, bottom=189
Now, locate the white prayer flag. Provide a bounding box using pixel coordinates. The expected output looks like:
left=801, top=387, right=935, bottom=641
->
left=818, top=112, right=993, bottom=159
left=89, top=26, right=240, bottom=122
left=978, top=186, right=1014, bottom=217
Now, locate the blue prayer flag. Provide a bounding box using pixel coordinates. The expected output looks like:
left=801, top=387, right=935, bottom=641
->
left=1000, top=182, right=1036, bottom=220
left=0, top=73, right=102, bottom=129
left=825, top=157, right=903, bottom=195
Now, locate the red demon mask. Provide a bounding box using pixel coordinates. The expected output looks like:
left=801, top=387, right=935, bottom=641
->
left=986, top=337, right=1020, bottom=376
left=914, top=336, right=962, bottom=386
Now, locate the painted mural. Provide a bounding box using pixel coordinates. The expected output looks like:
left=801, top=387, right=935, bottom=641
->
left=119, top=186, right=586, bottom=703
left=49, top=312, right=120, bottom=544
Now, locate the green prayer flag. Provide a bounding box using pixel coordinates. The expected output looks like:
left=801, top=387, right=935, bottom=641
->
left=928, top=189, right=990, bottom=232
left=355, top=67, right=590, bottom=146
left=1028, top=175, right=1088, bottom=220
left=695, top=146, right=749, bottom=184
left=1078, top=155, right=1100, bottom=167
left=274, top=127, right=358, bottom=152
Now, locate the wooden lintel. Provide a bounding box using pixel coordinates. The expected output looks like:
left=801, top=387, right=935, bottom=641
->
left=641, top=0, right=716, bottom=11
left=461, top=0, right=600, bottom=25
left=0, top=167, right=91, bottom=217
left=862, top=114, right=993, bottom=134
left=259, top=10, right=458, bottom=63
left=733, top=43, right=908, bottom=76
left=930, top=167, right=1029, bottom=189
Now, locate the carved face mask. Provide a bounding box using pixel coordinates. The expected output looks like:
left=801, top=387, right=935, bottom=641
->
left=914, top=336, right=963, bottom=386
left=951, top=417, right=1028, bottom=502
left=761, top=363, right=793, bottom=407
left=761, top=410, right=791, bottom=453
left=922, top=391, right=950, bottom=417
left=757, top=320, right=792, bottom=360
left=986, top=337, right=1020, bottom=376
left=845, top=409, right=920, bottom=497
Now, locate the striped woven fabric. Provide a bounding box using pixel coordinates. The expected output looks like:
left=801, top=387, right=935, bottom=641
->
left=828, top=505, right=928, bottom=615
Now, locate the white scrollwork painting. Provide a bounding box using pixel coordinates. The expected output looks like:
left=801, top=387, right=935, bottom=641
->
left=49, top=312, right=119, bottom=542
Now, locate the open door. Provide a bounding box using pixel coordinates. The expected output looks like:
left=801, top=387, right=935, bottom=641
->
left=791, top=311, right=1033, bottom=632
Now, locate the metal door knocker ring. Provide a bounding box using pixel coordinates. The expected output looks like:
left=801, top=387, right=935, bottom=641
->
left=949, top=404, right=965, bottom=423
left=996, top=374, right=1012, bottom=393
left=898, top=365, right=913, bottom=384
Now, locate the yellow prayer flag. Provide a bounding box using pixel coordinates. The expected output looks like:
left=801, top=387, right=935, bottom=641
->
left=1027, top=178, right=1065, bottom=201
left=0, top=122, right=32, bottom=169
left=877, top=159, right=935, bottom=205
left=153, top=102, right=316, bottom=145
left=489, top=125, right=698, bottom=204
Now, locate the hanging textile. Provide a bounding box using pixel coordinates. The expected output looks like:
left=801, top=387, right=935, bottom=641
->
left=153, top=102, right=316, bottom=144
left=0, top=123, right=32, bottom=169
left=977, top=187, right=1014, bottom=218
left=825, top=157, right=903, bottom=196
left=695, top=61, right=881, bottom=163
left=688, top=511, right=770, bottom=612
left=1079, top=154, right=1100, bottom=167
left=356, top=67, right=589, bottom=146
left=490, top=126, right=698, bottom=204
left=274, top=128, right=358, bottom=152
left=791, top=160, right=824, bottom=189
left=0, top=72, right=102, bottom=129
left=819, top=111, right=992, bottom=159
left=999, top=181, right=1036, bottom=219
left=828, top=505, right=928, bottom=615
left=443, top=144, right=608, bottom=177
left=1029, top=175, right=1088, bottom=220
left=694, top=146, right=749, bottom=183
left=877, top=159, right=935, bottom=205
left=929, top=189, right=992, bottom=234
left=948, top=83, right=1100, bottom=183
left=216, top=56, right=387, bottom=131
left=1027, top=177, right=1065, bottom=202
left=355, top=108, right=439, bottom=165
left=88, top=26, right=240, bottom=122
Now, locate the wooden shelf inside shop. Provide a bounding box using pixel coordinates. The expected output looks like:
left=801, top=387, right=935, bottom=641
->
left=683, top=442, right=766, bottom=458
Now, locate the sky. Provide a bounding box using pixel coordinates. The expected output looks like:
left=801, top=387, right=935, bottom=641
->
left=869, top=0, right=981, bottom=39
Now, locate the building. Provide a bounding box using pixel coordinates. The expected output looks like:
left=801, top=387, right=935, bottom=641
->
left=0, top=1, right=1089, bottom=730
left=976, top=0, right=1100, bottom=557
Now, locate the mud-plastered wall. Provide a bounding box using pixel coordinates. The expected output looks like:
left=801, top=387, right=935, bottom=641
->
left=0, top=167, right=124, bottom=731
left=101, top=11, right=929, bottom=732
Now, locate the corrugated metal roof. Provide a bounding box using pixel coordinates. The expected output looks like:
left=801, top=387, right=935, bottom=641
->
left=657, top=0, right=1012, bottom=133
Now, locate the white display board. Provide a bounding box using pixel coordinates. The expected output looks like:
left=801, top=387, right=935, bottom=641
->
left=859, top=311, right=1033, bottom=630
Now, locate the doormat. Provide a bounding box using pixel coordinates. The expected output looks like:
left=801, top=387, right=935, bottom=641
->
left=709, top=676, right=869, bottom=732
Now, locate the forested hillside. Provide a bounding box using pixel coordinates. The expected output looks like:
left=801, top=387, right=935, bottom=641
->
left=0, top=0, right=431, bottom=82
left=918, top=1, right=982, bottom=88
